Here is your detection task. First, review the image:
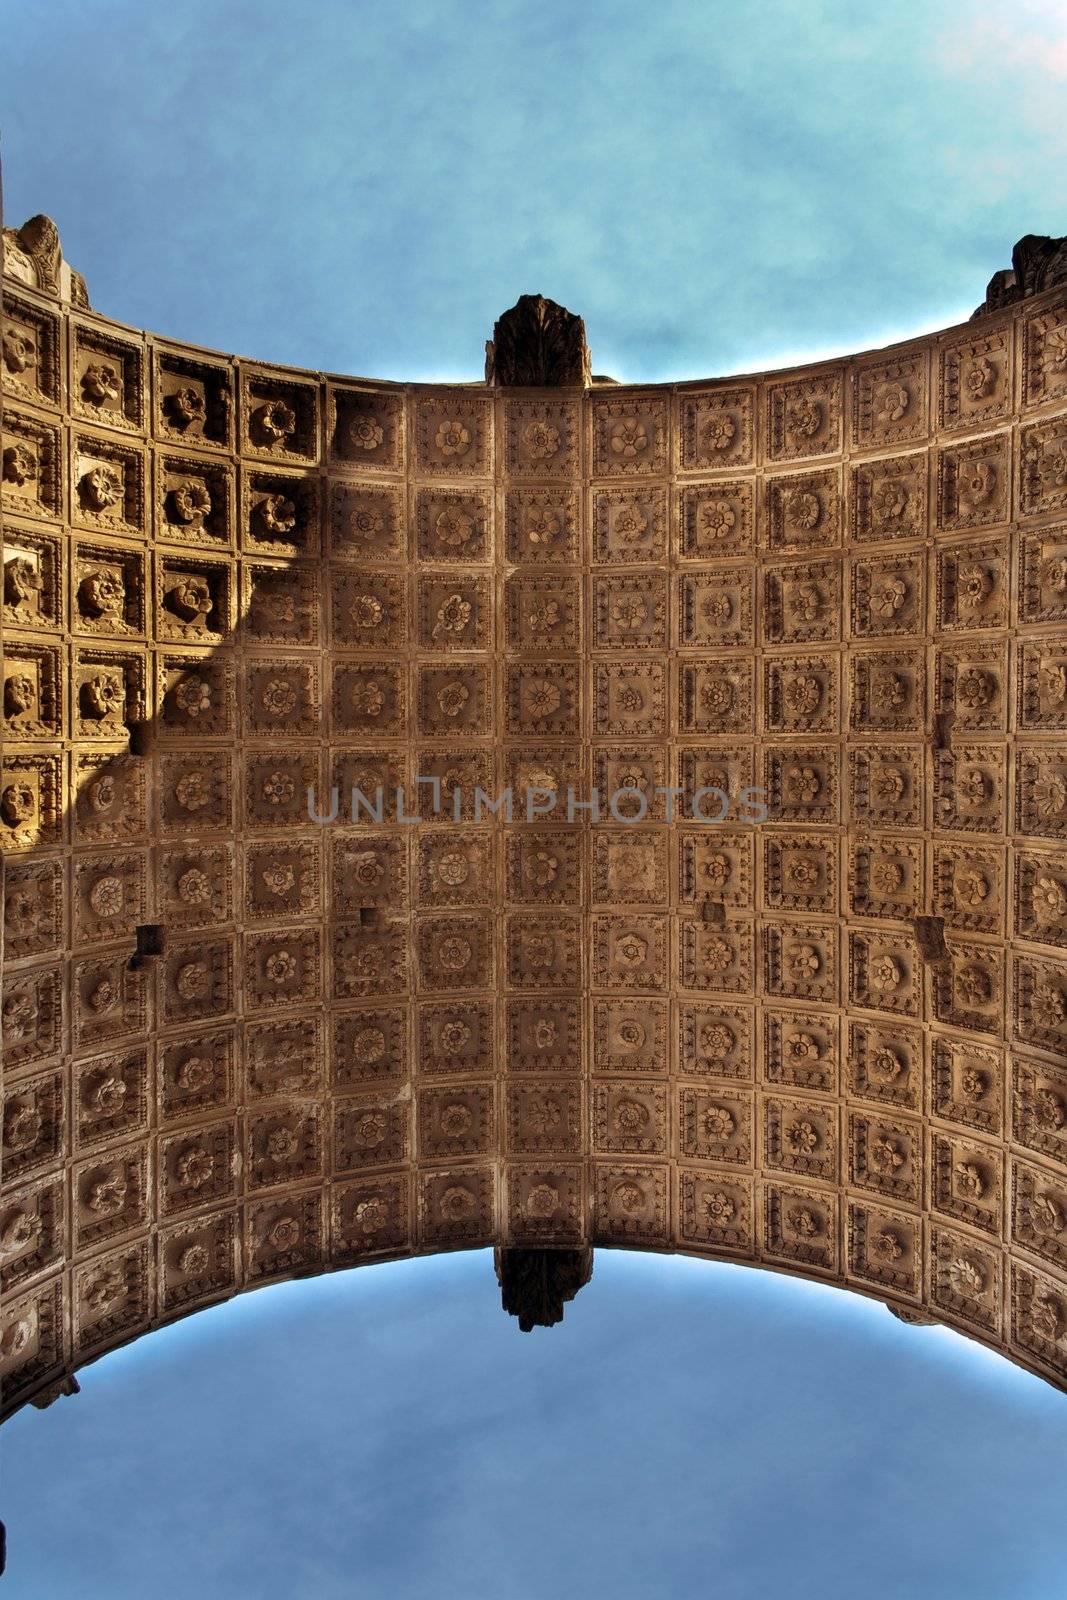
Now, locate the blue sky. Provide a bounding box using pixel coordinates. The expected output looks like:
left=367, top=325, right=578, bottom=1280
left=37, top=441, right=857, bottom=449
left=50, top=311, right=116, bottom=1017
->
left=5, top=1, right=1067, bottom=1594
left=5, top=1251, right=1067, bottom=1600
left=3, top=0, right=1066, bottom=382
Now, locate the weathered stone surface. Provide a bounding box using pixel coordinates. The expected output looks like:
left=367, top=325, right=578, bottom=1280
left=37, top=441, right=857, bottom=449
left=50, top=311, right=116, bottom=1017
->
left=3, top=208, right=1067, bottom=1415
left=485, top=293, right=590, bottom=387
left=972, top=233, right=1067, bottom=316
left=496, top=1248, right=593, bottom=1330
left=2, top=214, right=89, bottom=305
left=887, top=1305, right=936, bottom=1327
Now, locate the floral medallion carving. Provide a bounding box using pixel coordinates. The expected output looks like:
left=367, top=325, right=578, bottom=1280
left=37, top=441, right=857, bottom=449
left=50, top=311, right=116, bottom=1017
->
left=417, top=574, right=491, bottom=651
left=417, top=916, right=492, bottom=993
left=938, top=434, right=1011, bottom=530
left=417, top=1000, right=493, bottom=1075
left=854, top=353, right=927, bottom=447
left=766, top=373, right=842, bottom=461
left=244, top=469, right=318, bottom=557
left=73, top=435, right=144, bottom=535
left=505, top=399, right=580, bottom=476
left=159, top=454, right=233, bottom=546
left=766, top=468, right=841, bottom=552
left=940, top=327, right=1012, bottom=429
left=850, top=451, right=928, bottom=544
left=763, top=1009, right=837, bottom=1093
left=848, top=1203, right=920, bottom=1298
left=505, top=487, right=580, bottom=564
left=332, top=663, right=406, bottom=736
left=764, top=1183, right=838, bottom=1272
left=680, top=920, right=754, bottom=995
left=415, top=396, right=492, bottom=476
left=593, top=999, right=668, bottom=1076
left=761, top=557, right=839, bottom=645
left=763, top=924, right=837, bottom=1004
left=676, top=481, right=754, bottom=560
left=506, top=831, right=581, bottom=907
left=159, top=655, right=233, bottom=739
left=241, top=372, right=316, bottom=461
left=591, top=397, right=668, bottom=476
left=593, top=573, right=666, bottom=650
left=593, top=1083, right=666, bottom=1157
left=679, top=386, right=755, bottom=470
left=680, top=1172, right=754, bottom=1252
left=2, top=294, right=59, bottom=406
left=594, top=486, right=669, bottom=563
left=936, top=537, right=1009, bottom=632
left=416, top=486, right=492, bottom=562
left=160, top=937, right=233, bottom=1027
left=593, top=1165, right=668, bottom=1245
left=592, top=916, right=668, bottom=992
left=506, top=661, right=579, bottom=737
left=333, top=1176, right=410, bottom=1262
left=764, top=1096, right=838, bottom=1182
left=849, top=838, right=923, bottom=920
left=73, top=325, right=143, bottom=430
left=506, top=1000, right=581, bottom=1074
left=508, top=1081, right=582, bottom=1158
left=679, top=659, right=752, bottom=735
left=595, top=832, right=669, bottom=906
left=594, top=661, right=666, bottom=737
left=851, top=551, right=923, bottom=638
left=506, top=1166, right=583, bottom=1245
left=330, top=481, right=405, bottom=562
left=419, top=1168, right=494, bottom=1247
left=678, top=1003, right=753, bottom=1081
left=931, top=1225, right=999, bottom=1333
left=505, top=914, right=580, bottom=991
left=329, top=386, right=403, bottom=470
left=1022, top=299, right=1067, bottom=405
left=156, top=350, right=232, bottom=447
left=680, top=566, right=754, bottom=648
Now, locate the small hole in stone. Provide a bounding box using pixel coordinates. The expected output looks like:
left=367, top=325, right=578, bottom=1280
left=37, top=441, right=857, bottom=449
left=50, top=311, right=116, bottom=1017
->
left=129, top=924, right=165, bottom=968
left=913, top=915, right=949, bottom=965
left=128, top=719, right=154, bottom=758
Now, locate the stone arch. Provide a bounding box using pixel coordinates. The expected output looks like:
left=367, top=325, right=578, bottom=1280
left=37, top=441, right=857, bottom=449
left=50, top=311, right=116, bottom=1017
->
left=4, top=218, right=1067, bottom=1419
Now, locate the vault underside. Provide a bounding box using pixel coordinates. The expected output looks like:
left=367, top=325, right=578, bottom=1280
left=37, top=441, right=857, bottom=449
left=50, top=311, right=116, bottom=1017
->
left=3, top=219, right=1067, bottom=1416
